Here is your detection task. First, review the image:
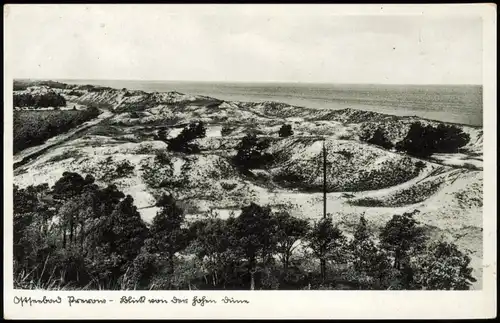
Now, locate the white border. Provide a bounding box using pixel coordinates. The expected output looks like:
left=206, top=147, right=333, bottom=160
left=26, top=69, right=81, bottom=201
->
left=3, top=4, right=497, bottom=319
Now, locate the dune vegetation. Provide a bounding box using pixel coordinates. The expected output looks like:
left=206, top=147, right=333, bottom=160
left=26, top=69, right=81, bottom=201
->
left=12, top=80, right=483, bottom=290
left=13, top=107, right=101, bottom=153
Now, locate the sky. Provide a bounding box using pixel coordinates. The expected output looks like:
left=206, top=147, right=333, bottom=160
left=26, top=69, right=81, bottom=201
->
left=5, top=4, right=484, bottom=85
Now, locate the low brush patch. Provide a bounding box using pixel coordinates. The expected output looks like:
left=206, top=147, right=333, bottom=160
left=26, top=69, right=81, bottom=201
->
left=348, top=178, right=444, bottom=207
left=46, top=150, right=84, bottom=164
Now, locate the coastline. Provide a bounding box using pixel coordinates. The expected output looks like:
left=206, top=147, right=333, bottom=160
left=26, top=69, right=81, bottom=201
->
left=16, top=78, right=482, bottom=128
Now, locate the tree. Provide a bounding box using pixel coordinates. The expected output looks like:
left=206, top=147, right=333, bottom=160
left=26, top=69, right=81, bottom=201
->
left=379, top=210, right=427, bottom=271
left=108, top=195, right=149, bottom=268
left=167, top=121, right=206, bottom=153
left=396, top=122, right=470, bottom=157
left=13, top=172, right=156, bottom=290
left=366, top=128, right=393, bottom=149
left=307, top=214, right=348, bottom=282
left=52, top=172, right=94, bottom=200
left=349, top=215, right=393, bottom=289
left=188, top=212, right=235, bottom=288
left=278, top=124, right=293, bottom=137
left=233, top=133, right=274, bottom=170
left=232, top=203, right=277, bottom=290
left=412, top=241, right=477, bottom=290
left=52, top=172, right=96, bottom=250
left=273, top=211, right=309, bottom=274
left=144, top=194, right=190, bottom=287
left=13, top=92, right=66, bottom=109
left=13, top=184, right=54, bottom=275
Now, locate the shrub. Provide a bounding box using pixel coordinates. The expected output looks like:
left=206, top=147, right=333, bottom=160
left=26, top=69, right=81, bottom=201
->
left=233, top=133, right=274, bottom=170
left=415, top=161, right=426, bottom=171
left=221, top=125, right=235, bottom=137
left=348, top=197, right=385, bottom=207
left=365, top=128, right=393, bottom=150
left=278, top=124, right=293, bottom=137
left=221, top=181, right=237, bottom=191
left=140, top=152, right=174, bottom=189
left=67, top=90, right=84, bottom=97
left=115, top=160, right=135, bottom=178
left=167, top=121, right=206, bottom=154
left=99, top=158, right=136, bottom=181
left=337, top=150, right=354, bottom=159
left=46, top=150, right=84, bottom=163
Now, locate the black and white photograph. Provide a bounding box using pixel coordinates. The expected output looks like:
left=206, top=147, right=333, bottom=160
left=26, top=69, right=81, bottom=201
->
left=3, top=4, right=497, bottom=318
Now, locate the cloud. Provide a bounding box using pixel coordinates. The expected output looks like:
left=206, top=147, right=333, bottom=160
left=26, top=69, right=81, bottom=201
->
left=6, top=5, right=483, bottom=84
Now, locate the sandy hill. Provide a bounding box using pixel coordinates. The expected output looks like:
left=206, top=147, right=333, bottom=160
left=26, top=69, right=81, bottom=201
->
left=13, top=81, right=484, bottom=289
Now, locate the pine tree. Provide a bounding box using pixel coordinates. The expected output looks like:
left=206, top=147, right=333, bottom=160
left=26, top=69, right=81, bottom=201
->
left=233, top=133, right=273, bottom=169
left=349, top=215, right=392, bottom=289
left=145, top=194, right=190, bottom=287
left=379, top=210, right=427, bottom=270
left=307, top=214, right=348, bottom=283
left=412, top=241, right=477, bottom=290
left=232, top=203, right=277, bottom=290
left=273, top=211, right=309, bottom=274
left=188, top=213, right=234, bottom=288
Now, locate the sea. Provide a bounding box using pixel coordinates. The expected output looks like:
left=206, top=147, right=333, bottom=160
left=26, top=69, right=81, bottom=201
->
left=59, top=80, right=483, bottom=127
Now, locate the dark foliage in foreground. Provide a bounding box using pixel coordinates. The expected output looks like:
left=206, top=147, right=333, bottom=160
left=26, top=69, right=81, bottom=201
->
left=13, top=172, right=476, bottom=290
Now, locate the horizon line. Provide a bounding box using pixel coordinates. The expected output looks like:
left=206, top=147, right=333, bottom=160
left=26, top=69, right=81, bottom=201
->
left=15, top=77, right=483, bottom=87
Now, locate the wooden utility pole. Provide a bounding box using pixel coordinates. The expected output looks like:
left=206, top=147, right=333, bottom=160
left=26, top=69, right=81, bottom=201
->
left=321, top=139, right=327, bottom=282
left=323, top=140, right=327, bottom=219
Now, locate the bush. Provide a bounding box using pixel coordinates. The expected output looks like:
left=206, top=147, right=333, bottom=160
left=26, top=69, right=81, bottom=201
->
left=396, top=122, right=470, bottom=157
left=365, top=128, right=393, bottom=150
left=67, top=90, right=84, bottom=97
left=415, top=161, right=426, bottom=171
left=278, top=124, right=293, bottom=137
left=221, top=125, right=235, bottom=137
left=99, top=157, right=136, bottom=181
left=115, top=160, right=135, bottom=178
left=46, top=150, right=84, bottom=164
left=233, top=133, right=274, bottom=170
left=167, top=121, right=206, bottom=154
left=221, top=181, right=238, bottom=191
left=140, top=152, right=174, bottom=189
left=348, top=197, right=385, bottom=207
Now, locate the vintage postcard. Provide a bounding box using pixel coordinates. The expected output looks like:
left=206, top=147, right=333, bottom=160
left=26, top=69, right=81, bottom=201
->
left=3, top=3, right=497, bottom=319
